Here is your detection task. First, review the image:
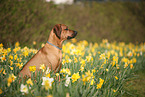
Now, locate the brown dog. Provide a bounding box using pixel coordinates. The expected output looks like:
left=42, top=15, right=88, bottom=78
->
left=19, top=24, right=77, bottom=78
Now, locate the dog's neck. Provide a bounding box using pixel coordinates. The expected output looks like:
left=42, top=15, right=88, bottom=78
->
left=47, top=41, right=62, bottom=50
left=47, top=31, right=63, bottom=50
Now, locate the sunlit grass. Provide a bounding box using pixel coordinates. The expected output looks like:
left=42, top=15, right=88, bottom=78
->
left=0, top=39, right=145, bottom=97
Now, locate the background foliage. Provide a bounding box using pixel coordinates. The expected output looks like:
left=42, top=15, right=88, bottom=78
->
left=0, top=0, right=145, bottom=47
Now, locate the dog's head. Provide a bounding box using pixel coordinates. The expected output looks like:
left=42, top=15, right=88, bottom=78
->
left=53, top=24, right=77, bottom=40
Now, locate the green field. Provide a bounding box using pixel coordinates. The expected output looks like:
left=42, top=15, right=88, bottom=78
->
left=0, top=40, right=145, bottom=96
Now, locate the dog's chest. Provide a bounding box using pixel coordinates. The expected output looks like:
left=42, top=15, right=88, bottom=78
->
left=47, top=50, right=62, bottom=64
left=59, top=51, right=62, bottom=60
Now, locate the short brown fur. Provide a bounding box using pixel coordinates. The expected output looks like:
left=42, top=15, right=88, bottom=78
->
left=19, top=24, right=77, bottom=78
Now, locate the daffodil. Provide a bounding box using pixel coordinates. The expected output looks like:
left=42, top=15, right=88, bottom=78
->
left=41, top=43, right=45, bottom=47
left=16, top=63, right=23, bottom=69
left=71, top=38, right=77, bottom=43
left=10, top=66, right=13, bottom=70
left=115, top=76, right=118, bottom=80
left=65, top=75, right=71, bottom=87
left=99, top=53, right=106, bottom=60
left=92, top=69, right=96, bottom=73
left=74, top=56, right=78, bottom=63
left=127, top=51, right=133, bottom=57
left=0, top=89, right=2, bottom=94
left=113, top=89, right=117, bottom=92
left=3, top=69, right=6, bottom=75
left=82, top=74, right=87, bottom=85
left=0, top=43, right=3, bottom=48
left=7, top=74, right=16, bottom=87
left=0, top=68, right=3, bottom=73
left=86, top=54, right=93, bottom=62
left=96, top=78, right=104, bottom=89
left=40, top=64, right=46, bottom=72
left=45, top=67, right=51, bottom=74
left=42, top=77, right=54, bottom=90
left=121, top=57, right=129, bottom=63
left=9, top=54, right=13, bottom=60
left=20, top=84, right=28, bottom=94
left=106, top=69, right=109, bottom=72
left=60, top=68, right=66, bottom=73
left=14, top=54, right=18, bottom=60
left=7, top=77, right=12, bottom=87
left=47, top=95, right=53, bottom=97
left=15, top=42, right=20, bottom=47
left=130, top=64, right=133, bottom=69
left=82, top=40, right=88, bottom=46
left=29, top=66, right=36, bottom=72
left=65, top=68, right=71, bottom=75
left=23, top=51, right=29, bottom=57
left=55, top=73, right=59, bottom=77
left=124, top=63, right=128, bottom=68
left=97, top=83, right=102, bottom=89
left=33, top=41, right=36, bottom=45
left=132, top=58, right=137, bottom=63
left=85, top=70, right=94, bottom=82
left=60, top=68, right=71, bottom=75
left=26, top=78, right=33, bottom=86
left=62, top=59, right=66, bottom=65
left=90, top=79, right=94, bottom=85
left=13, top=47, right=20, bottom=53
left=80, top=59, right=85, bottom=65
left=71, top=72, right=80, bottom=83
left=102, top=39, right=108, bottom=44
left=79, top=66, right=84, bottom=72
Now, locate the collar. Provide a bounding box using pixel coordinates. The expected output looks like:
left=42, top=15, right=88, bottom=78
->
left=47, top=41, right=62, bottom=50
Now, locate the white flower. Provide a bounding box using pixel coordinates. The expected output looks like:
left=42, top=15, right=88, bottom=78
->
left=45, top=67, right=51, bottom=75
left=127, top=51, right=133, bottom=57
left=140, top=51, right=142, bottom=56
left=65, top=75, right=71, bottom=87
left=46, top=0, right=51, bottom=2
left=42, top=77, right=54, bottom=89
left=52, top=0, right=74, bottom=5
left=20, top=84, right=28, bottom=94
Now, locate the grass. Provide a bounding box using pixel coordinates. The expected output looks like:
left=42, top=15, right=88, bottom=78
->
left=123, top=71, right=145, bottom=97
left=0, top=39, right=145, bottom=97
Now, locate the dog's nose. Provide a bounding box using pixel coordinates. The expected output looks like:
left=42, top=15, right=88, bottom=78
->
left=74, top=31, right=77, bottom=35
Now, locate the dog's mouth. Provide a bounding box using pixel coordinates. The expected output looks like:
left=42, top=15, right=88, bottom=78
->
left=67, top=31, right=77, bottom=40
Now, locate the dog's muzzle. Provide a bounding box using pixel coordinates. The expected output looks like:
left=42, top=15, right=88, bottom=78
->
left=67, top=31, right=77, bottom=39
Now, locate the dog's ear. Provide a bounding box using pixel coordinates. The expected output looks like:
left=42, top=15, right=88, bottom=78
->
left=53, top=24, right=62, bottom=39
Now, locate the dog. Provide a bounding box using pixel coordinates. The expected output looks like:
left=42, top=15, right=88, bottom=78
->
left=19, top=24, right=77, bottom=78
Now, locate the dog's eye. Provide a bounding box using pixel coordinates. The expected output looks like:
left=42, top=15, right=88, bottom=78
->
left=65, top=28, right=68, bottom=30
